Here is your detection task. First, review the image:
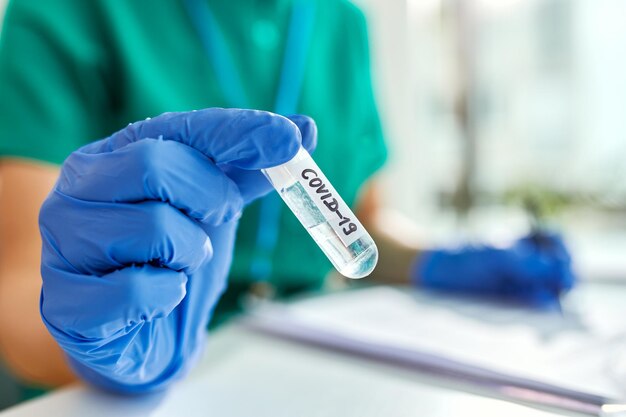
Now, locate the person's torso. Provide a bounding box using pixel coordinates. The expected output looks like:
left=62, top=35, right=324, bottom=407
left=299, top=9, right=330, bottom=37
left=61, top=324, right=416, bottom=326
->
left=92, top=0, right=371, bottom=289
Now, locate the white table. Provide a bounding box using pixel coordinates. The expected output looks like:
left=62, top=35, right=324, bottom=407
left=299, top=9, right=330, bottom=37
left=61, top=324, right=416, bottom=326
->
left=0, top=322, right=575, bottom=417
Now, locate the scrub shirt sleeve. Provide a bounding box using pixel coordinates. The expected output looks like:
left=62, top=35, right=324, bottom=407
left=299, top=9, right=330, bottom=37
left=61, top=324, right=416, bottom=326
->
left=0, top=0, right=114, bottom=165
left=343, top=3, right=388, bottom=195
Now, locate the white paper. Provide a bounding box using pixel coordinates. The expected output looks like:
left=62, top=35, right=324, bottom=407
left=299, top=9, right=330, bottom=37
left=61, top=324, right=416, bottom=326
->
left=248, top=284, right=626, bottom=403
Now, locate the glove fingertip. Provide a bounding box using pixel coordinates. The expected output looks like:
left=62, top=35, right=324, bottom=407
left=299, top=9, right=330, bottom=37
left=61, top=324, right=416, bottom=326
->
left=286, top=114, right=318, bottom=154
left=271, top=113, right=303, bottom=162
left=227, top=111, right=302, bottom=169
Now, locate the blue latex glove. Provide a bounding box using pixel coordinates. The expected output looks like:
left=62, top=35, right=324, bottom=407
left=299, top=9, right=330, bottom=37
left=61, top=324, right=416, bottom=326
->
left=414, top=232, right=576, bottom=306
left=39, top=109, right=317, bottom=393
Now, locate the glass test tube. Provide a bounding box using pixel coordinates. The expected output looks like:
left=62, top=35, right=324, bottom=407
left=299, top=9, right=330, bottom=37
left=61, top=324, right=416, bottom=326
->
left=262, top=147, right=378, bottom=279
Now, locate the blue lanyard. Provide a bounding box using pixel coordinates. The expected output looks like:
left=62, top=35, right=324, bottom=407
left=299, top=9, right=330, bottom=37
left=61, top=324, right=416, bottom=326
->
left=182, top=0, right=316, bottom=281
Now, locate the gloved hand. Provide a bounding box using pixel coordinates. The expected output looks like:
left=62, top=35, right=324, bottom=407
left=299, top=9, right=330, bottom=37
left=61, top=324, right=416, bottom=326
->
left=413, top=232, right=575, bottom=307
left=39, top=108, right=317, bottom=393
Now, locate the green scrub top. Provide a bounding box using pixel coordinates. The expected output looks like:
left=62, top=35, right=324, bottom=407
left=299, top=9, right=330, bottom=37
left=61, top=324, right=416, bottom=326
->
left=0, top=0, right=386, bottom=308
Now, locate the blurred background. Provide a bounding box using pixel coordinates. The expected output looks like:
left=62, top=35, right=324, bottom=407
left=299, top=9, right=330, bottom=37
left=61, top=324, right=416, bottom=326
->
left=353, top=0, right=626, bottom=279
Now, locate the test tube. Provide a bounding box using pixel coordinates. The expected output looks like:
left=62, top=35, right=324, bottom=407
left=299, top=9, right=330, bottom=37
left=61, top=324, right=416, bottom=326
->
left=262, top=147, right=378, bottom=279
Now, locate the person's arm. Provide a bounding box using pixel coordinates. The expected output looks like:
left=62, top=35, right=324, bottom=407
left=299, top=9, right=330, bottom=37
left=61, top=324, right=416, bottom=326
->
left=0, top=0, right=116, bottom=386
left=355, top=180, right=574, bottom=306
left=355, top=181, right=422, bottom=285
left=0, top=159, right=76, bottom=386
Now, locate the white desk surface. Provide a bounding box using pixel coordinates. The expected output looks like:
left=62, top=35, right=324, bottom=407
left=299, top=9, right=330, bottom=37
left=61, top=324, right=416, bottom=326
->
left=0, top=322, right=577, bottom=417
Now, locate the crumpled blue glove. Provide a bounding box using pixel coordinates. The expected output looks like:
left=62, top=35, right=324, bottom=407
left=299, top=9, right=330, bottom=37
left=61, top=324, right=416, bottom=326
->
left=39, top=108, right=317, bottom=393
left=413, top=232, right=576, bottom=307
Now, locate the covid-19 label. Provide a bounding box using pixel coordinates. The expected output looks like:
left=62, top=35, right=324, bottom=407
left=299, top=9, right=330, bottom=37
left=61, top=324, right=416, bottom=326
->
left=292, top=159, right=367, bottom=247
